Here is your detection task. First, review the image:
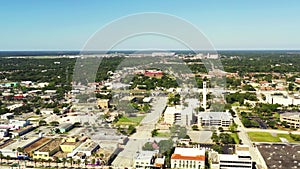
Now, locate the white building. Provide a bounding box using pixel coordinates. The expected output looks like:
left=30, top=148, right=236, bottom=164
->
left=134, top=150, right=165, bottom=169
left=68, top=139, right=100, bottom=157
left=217, top=145, right=253, bottom=169
left=198, top=111, right=233, bottom=127
left=171, top=147, right=205, bottom=169
left=164, top=106, right=182, bottom=125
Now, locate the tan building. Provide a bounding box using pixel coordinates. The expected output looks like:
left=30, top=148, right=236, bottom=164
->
left=280, top=112, right=300, bottom=129
left=60, top=137, right=81, bottom=153
left=33, top=138, right=63, bottom=160
left=163, top=106, right=182, bottom=125
left=97, top=99, right=109, bottom=109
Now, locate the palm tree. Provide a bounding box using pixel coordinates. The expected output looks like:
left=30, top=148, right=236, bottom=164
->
left=76, top=159, right=81, bottom=167
left=69, top=158, right=73, bottom=167
left=47, top=158, right=52, bottom=167
left=33, top=158, right=37, bottom=168
left=0, top=152, right=3, bottom=164
left=54, top=156, right=60, bottom=168
left=6, top=155, right=10, bottom=164
left=84, top=158, right=88, bottom=167
left=62, top=158, right=66, bottom=167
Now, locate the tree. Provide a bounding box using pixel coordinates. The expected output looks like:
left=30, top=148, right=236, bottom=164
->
left=218, top=127, right=224, bottom=132
left=53, top=107, right=60, bottom=114
left=50, top=121, right=59, bottom=126
left=127, top=125, right=136, bottom=135
left=211, top=132, right=219, bottom=143
left=62, top=158, right=66, bottom=167
left=151, top=129, right=158, bottom=137
left=0, top=152, right=3, bottom=164
left=76, top=159, right=81, bottom=167
left=35, top=109, right=41, bottom=115
left=229, top=123, right=238, bottom=133
left=192, top=125, right=199, bottom=131
left=39, top=120, right=47, bottom=126
left=158, top=139, right=174, bottom=154
left=143, top=142, right=155, bottom=151
left=91, top=158, right=96, bottom=165
left=211, top=144, right=222, bottom=153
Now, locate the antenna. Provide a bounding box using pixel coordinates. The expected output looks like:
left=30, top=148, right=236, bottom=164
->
left=203, top=81, right=207, bottom=112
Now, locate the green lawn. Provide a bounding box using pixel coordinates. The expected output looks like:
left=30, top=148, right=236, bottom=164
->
left=247, top=132, right=281, bottom=142
left=230, top=132, right=240, bottom=144
left=116, top=116, right=145, bottom=125
left=248, top=132, right=300, bottom=143
left=156, top=132, right=171, bottom=137
left=277, top=134, right=300, bottom=143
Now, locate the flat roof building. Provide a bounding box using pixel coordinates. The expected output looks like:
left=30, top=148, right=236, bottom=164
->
left=164, top=106, right=182, bottom=125
left=198, top=111, right=233, bottom=127
left=280, top=112, right=300, bottom=129
left=134, top=150, right=165, bottom=169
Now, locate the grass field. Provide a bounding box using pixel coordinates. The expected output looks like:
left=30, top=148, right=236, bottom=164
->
left=156, top=132, right=171, bottom=137
left=247, top=132, right=281, bottom=142
left=230, top=132, right=240, bottom=144
left=248, top=132, right=300, bottom=143
left=116, top=115, right=145, bottom=126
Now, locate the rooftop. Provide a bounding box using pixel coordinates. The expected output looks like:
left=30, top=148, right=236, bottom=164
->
left=171, top=147, right=205, bottom=161
left=199, top=111, right=233, bottom=121
left=257, top=143, right=300, bottom=169
left=281, top=112, right=300, bottom=119
left=136, top=150, right=157, bottom=161
left=77, top=139, right=99, bottom=152
left=38, top=138, right=63, bottom=152
left=24, top=137, right=51, bottom=153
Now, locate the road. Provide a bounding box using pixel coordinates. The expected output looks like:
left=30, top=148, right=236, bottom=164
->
left=111, top=97, right=167, bottom=168
left=232, top=106, right=268, bottom=169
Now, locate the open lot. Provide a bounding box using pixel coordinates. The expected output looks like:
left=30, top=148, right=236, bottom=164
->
left=248, top=132, right=281, bottom=142
left=115, top=115, right=145, bottom=126
left=248, top=132, right=300, bottom=143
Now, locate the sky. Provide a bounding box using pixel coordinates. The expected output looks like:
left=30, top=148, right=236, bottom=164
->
left=0, top=0, right=300, bottom=50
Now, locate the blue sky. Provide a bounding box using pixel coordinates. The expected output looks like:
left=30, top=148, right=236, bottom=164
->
left=0, top=0, right=299, bottom=50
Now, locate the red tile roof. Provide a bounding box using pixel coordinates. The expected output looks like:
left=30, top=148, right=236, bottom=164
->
left=171, top=154, right=205, bottom=161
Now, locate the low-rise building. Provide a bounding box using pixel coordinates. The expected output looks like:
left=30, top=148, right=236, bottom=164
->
left=280, top=112, right=300, bottom=129
left=57, top=123, right=74, bottom=133
left=198, top=111, right=233, bottom=127
left=211, top=145, right=253, bottom=169
left=171, top=147, right=205, bottom=169
left=68, top=139, right=100, bottom=157
left=134, top=150, right=165, bottom=169
left=97, top=99, right=110, bottom=109
left=33, top=138, right=63, bottom=160
left=164, top=106, right=182, bottom=125
left=60, top=137, right=81, bottom=153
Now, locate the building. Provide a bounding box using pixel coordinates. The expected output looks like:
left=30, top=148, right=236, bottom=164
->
left=68, top=139, right=100, bottom=157
left=134, top=150, right=165, bottom=169
left=280, top=112, right=300, bottom=129
left=0, top=128, right=8, bottom=138
left=57, top=123, right=74, bottom=133
left=198, top=111, right=233, bottom=127
left=33, top=138, right=63, bottom=160
left=60, top=137, right=81, bottom=153
left=24, top=137, right=52, bottom=157
left=163, top=106, right=182, bottom=125
left=97, top=99, right=110, bottom=109
left=171, top=147, right=205, bottom=169
left=144, top=70, right=163, bottom=78
left=214, top=145, right=253, bottom=169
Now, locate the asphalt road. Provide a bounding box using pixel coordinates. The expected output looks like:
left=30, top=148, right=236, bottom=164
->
left=111, top=97, right=167, bottom=168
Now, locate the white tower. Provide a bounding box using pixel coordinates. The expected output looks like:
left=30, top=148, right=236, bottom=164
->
left=203, top=81, right=207, bottom=112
